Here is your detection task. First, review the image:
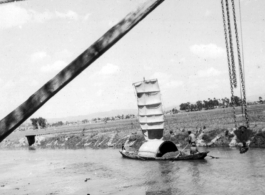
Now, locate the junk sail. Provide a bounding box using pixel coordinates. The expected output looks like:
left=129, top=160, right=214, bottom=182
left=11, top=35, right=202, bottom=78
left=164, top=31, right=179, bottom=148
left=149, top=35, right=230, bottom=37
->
left=133, top=79, right=164, bottom=140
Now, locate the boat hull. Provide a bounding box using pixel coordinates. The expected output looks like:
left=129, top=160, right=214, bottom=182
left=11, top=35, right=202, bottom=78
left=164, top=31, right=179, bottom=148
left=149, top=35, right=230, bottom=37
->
left=120, top=150, right=209, bottom=161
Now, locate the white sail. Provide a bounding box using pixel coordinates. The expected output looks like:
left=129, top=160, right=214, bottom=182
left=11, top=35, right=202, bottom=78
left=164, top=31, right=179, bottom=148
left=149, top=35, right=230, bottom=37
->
left=133, top=79, right=164, bottom=140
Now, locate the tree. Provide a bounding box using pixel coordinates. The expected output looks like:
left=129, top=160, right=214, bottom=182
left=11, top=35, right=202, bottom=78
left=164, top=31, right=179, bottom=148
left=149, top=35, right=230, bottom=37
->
left=232, top=96, right=242, bottom=107
left=30, top=118, right=38, bottom=129
left=180, top=103, right=189, bottom=111
left=196, top=101, right=203, bottom=111
left=203, top=100, right=209, bottom=110
left=82, top=119, right=88, bottom=123
left=213, top=98, right=219, bottom=108
left=221, top=98, right=225, bottom=108
left=172, top=108, right=178, bottom=114
left=190, top=104, right=197, bottom=111
left=208, top=98, right=214, bottom=109
left=30, top=117, right=47, bottom=129
left=52, top=121, right=63, bottom=127
left=224, top=97, right=230, bottom=108
left=259, top=97, right=263, bottom=104
left=103, top=117, right=110, bottom=122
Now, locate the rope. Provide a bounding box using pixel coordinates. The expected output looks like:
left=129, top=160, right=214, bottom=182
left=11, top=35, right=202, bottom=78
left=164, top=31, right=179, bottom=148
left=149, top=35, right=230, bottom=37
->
left=221, top=0, right=237, bottom=128
left=231, top=0, right=249, bottom=128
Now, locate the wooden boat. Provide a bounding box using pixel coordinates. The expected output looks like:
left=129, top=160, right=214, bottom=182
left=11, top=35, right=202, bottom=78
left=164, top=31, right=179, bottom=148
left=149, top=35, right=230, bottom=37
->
left=120, top=150, right=209, bottom=161
left=121, top=79, right=210, bottom=161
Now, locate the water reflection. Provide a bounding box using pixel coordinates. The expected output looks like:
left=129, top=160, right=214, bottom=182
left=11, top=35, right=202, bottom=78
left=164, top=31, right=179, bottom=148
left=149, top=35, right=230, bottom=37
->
left=145, top=161, right=174, bottom=195
left=187, top=160, right=208, bottom=194
left=190, top=161, right=200, bottom=184
left=144, top=159, right=209, bottom=195
left=28, top=146, right=36, bottom=151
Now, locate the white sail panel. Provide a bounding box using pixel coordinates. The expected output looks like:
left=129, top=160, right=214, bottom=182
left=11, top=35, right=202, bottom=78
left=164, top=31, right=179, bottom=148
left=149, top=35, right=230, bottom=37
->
left=138, top=104, right=163, bottom=116
left=134, top=79, right=159, bottom=93
left=137, top=92, right=161, bottom=106
left=133, top=79, right=164, bottom=140
left=140, top=122, right=164, bottom=130
left=139, top=115, right=164, bottom=123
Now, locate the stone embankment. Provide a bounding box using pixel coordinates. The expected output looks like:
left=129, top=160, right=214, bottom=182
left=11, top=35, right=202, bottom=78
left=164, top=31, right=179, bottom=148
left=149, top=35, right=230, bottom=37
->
left=0, top=131, right=145, bottom=150
left=1, top=126, right=265, bottom=149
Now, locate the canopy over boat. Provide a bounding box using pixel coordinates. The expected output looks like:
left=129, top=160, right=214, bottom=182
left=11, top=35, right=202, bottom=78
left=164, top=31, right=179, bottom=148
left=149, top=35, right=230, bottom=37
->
left=133, top=79, right=164, bottom=140
left=138, top=139, right=178, bottom=158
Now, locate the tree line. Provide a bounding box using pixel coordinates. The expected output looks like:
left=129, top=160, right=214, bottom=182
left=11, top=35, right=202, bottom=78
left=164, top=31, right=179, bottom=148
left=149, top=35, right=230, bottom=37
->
left=91, top=114, right=136, bottom=123
left=29, top=114, right=136, bottom=130
left=179, top=96, right=243, bottom=112
left=28, top=96, right=264, bottom=129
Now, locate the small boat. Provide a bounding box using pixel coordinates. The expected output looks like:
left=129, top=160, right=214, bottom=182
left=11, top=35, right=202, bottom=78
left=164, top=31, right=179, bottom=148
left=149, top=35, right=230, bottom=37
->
left=121, top=79, right=210, bottom=160
left=120, top=150, right=209, bottom=161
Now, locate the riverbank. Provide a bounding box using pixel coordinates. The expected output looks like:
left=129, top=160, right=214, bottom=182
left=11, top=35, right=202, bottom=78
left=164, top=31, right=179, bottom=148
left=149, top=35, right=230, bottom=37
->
left=2, top=105, right=265, bottom=150
left=1, top=125, right=265, bottom=150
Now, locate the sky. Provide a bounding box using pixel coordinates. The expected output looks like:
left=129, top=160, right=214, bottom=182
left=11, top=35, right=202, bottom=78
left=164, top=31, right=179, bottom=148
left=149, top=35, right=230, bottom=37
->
left=0, top=0, right=265, bottom=120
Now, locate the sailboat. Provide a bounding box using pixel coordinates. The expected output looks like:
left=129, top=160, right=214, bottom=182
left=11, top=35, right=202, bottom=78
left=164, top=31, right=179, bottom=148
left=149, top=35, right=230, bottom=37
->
left=120, top=79, right=209, bottom=160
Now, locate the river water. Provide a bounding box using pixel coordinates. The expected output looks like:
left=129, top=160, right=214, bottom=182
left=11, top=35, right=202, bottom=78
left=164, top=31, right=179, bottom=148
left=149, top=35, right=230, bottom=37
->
left=1, top=147, right=265, bottom=195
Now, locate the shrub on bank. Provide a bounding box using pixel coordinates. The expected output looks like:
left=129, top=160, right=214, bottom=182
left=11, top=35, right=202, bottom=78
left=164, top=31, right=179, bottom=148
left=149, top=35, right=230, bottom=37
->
left=202, top=128, right=225, bottom=143
left=250, top=131, right=265, bottom=148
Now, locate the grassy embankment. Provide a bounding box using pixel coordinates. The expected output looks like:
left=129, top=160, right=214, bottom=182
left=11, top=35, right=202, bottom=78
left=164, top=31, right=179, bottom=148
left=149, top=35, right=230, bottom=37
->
left=2, top=104, right=265, bottom=149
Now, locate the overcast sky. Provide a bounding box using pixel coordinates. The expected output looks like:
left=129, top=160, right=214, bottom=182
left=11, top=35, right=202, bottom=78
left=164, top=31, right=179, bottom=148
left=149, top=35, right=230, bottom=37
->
left=0, top=0, right=264, bottom=119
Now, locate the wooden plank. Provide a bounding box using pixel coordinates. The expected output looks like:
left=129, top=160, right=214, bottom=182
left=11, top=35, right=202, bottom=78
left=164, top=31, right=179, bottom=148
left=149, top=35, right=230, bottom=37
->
left=0, top=0, right=164, bottom=142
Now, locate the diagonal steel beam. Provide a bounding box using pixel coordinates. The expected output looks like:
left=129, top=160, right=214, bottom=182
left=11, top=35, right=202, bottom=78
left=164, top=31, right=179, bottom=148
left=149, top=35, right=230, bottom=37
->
left=0, top=0, right=25, bottom=4
left=0, top=0, right=164, bottom=142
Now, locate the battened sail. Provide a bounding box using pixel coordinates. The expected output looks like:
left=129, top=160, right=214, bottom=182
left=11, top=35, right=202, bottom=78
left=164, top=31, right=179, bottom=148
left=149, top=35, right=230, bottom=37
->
left=133, top=79, right=164, bottom=140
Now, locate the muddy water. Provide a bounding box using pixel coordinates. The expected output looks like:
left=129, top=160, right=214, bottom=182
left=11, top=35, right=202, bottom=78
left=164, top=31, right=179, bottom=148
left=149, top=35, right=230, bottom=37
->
left=1, top=148, right=265, bottom=195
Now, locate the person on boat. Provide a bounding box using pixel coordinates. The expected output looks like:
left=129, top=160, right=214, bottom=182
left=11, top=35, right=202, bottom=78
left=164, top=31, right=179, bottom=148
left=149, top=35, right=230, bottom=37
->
left=188, top=131, right=199, bottom=155
left=190, top=142, right=199, bottom=155
left=121, top=143, right=126, bottom=152
left=188, top=131, right=196, bottom=144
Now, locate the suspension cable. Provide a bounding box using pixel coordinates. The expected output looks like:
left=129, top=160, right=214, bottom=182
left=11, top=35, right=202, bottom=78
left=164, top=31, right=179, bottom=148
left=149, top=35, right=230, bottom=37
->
left=238, top=0, right=248, bottom=119
left=238, top=0, right=246, bottom=85
left=225, top=0, right=237, bottom=88
left=221, top=0, right=237, bottom=129
left=231, top=0, right=249, bottom=128
left=238, top=0, right=247, bottom=118
left=239, top=83, right=244, bottom=117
